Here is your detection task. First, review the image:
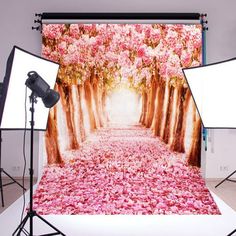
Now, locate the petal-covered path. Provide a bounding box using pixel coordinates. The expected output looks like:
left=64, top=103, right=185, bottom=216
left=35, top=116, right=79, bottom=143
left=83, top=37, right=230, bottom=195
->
left=33, top=125, right=220, bottom=215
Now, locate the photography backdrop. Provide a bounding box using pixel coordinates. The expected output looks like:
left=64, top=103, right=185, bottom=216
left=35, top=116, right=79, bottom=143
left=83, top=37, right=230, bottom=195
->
left=32, top=19, right=220, bottom=215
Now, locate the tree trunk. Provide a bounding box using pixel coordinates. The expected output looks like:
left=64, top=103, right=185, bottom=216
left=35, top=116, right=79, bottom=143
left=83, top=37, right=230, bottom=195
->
left=45, top=103, right=64, bottom=165
left=145, top=76, right=157, bottom=128
left=160, top=78, right=171, bottom=139
left=70, top=85, right=81, bottom=144
left=84, top=79, right=97, bottom=132
left=92, top=75, right=104, bottom=127
left=58, top=84, right=79, bottom=150
left=187, top=109, right=202, bottom=167
left=150, top=91, right=158, bottom=132
left=77, top=85, right=86, bottom=142
left=152, top=79, right=166, bottom=137
left=168, top=87, right=179, bottom=146
left=163, top=85, right=175, bottom=144
left=171, top=87, right=189, bottom=152
left=101, top=88, right=109, bottom=125
left=144, top=90, right=151, bottom=127
left=139, top=90, right=148, bottom=125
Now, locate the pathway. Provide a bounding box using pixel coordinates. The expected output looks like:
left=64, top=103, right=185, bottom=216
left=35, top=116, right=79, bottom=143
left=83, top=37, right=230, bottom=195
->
left=33, top=124, right=220, bottom=215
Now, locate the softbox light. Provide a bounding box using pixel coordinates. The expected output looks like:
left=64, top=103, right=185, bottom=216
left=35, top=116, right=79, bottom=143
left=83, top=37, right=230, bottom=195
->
left=0, top=46, right=59, bottom=130
left=183, top=58, right=236, bottom=128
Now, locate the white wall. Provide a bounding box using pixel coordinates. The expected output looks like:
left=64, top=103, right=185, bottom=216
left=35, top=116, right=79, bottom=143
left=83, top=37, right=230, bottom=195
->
left=0, top=0, right=236, bottom=178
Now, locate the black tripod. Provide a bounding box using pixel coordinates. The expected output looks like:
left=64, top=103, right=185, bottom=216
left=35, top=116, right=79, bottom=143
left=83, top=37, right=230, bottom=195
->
left=0, top=129, right=26, bottom=207
left=215, top=170, right=236, bottom=188
left=215, top=171, right=236, bottom=236
left=228, top=229, right=236, bottom=236
left=13, top=93, right=65, bottom=236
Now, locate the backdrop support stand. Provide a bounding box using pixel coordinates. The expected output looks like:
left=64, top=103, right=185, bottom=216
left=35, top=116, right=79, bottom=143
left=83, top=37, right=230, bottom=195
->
left=12, top=93, right=65, bottom=236
left=0, top=130, right=26, bottom=207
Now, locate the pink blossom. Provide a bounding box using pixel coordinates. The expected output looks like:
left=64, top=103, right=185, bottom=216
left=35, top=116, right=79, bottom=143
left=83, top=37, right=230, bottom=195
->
left=118, top=51, right=131, bottom=68
left=151, top=28, right=161, bottom=43
left=57, top=41, right=67, bottom=55
left=137, top=45, right=147, bottom=58
left=67, top=44, right=77, bottom=54
left=42, top=23, right=202, bottom=89
left=134, top=58, right=143, bottom=69
left=83, top=24, right=96, bottom=32
left=174, top=42, right=183, bottom=56
left=135, top=24, right=143, bottom=33
left=43, top=24, right=65, bottom=40
left=165, top=25, right=179, bottom=48
left=159, top=63, right=167, bottom=78
left=144, top=27, right=151, bottom=38
left=181, top=50, right=192, bottom=67
left=69, top=24, right=80, bottom=38
left=42, top=45, right=51, bottom=59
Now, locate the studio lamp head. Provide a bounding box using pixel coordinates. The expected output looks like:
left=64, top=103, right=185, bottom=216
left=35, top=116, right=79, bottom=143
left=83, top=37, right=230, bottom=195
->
left=25, top=71, right=60, bottom=108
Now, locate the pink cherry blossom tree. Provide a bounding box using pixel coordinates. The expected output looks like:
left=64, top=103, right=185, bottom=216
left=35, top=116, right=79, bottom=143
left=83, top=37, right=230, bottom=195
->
left=42, top=23, right=202, bottom=166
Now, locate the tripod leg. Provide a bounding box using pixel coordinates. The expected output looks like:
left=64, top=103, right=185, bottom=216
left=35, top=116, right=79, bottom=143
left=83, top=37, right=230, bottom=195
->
left=2, top=170, right=26, bottom=190
left=215, top=170, right=236, bottom=188
left=12, top=213, right=30, bottom=236
left=227, top=228, right=236, bottom=236
left=35, top=213, right=66, bottom=236
left=0, top=170, right=4, bottom=207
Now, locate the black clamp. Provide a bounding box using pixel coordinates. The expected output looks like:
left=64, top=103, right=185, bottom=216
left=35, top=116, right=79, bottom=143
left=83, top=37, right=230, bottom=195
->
left=201, top=13, right=208, bottom=31
left=32, top=13, right=42, bottom=32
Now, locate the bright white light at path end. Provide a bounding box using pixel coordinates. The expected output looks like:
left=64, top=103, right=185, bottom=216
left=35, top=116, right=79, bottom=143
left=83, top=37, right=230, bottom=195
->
left=106, top=88, right=141, bottom=125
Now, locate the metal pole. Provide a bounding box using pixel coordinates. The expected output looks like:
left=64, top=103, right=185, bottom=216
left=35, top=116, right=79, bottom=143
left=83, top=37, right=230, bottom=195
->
left=29, top=94, right=35, bottom=236
left=0, top=130, right=4, bottom=207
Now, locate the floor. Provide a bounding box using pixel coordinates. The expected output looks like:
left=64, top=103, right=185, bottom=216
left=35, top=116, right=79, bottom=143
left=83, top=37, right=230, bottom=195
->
left=0, top=178, right=36, bottom=214
left=0, top=178, right=236, bottom=235
left=206, top=179, right=236, bottom=212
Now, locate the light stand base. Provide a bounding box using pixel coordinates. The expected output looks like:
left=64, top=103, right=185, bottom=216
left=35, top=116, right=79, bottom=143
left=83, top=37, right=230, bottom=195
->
left=0, top=168, right=26, bottom=207
left=215, top=170, right=236, bottom=236
left=215, top=170, right=236, bottom=188
left=12, top=210, right=66, bottom=236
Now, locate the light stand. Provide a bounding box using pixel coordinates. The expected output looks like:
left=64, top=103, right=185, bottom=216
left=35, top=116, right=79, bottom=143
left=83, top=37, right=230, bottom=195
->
left=13, top=92, right=65, bottom=236
left=0, top=46, right=62, bottom=235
